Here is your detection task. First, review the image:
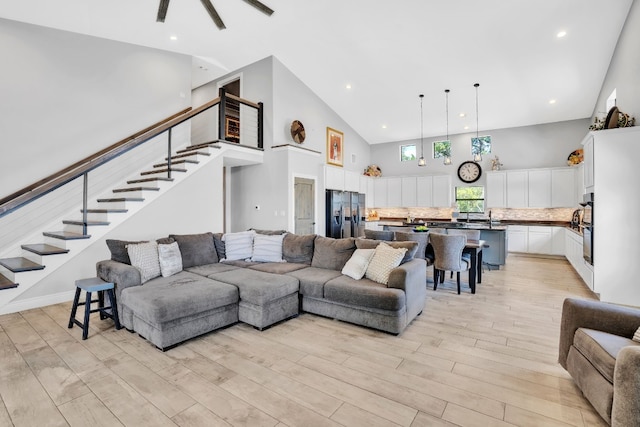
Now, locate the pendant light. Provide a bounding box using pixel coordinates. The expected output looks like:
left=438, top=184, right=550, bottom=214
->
left=418, top=94, right=426, bottom=167
left=443, top=89, right=452, bottom=165
left=473, top=83, right=482, bottom=162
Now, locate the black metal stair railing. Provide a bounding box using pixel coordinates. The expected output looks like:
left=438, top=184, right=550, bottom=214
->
left=0, top=88, right=264, bottom=220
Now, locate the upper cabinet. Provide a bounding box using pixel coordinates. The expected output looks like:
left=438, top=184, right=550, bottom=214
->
left=324, top=165, right=344, bottom=190
left=368, top=174, right=451, bottom=208
left=583, top=135, right=594, bottom=193
left=401, top=177, right=417, bottom=207
left=387, top=177, right=402, bottom=207
left=373, top=177, right=388, bottom=207
left=344, top=170, right=360, bottom=192
left=432, top=175, right=452, bottom=207
left=487, top=167, right=579, bottom=209
left=416, top=176, right=434, bottom=207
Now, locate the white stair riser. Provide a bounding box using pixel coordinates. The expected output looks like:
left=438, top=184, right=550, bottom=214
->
left=96, top=201, right=138, bottom=210
left=43, top=236, right=90, bottom=251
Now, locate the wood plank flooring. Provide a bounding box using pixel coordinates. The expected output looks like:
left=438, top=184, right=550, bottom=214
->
left=0, top=254, right=608, bottom=427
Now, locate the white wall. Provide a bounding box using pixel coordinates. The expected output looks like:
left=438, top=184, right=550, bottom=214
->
left=370, top=118, right=589, bottom=204
left=592, top=0, right=640, bottom=122
left=0, top=18, right=192, bottom=197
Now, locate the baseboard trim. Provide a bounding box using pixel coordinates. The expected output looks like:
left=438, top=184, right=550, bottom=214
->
left=0, top=290, right=75, bottom=315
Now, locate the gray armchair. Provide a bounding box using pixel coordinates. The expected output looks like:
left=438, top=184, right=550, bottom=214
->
left=559, top=298, right=640, bottom=426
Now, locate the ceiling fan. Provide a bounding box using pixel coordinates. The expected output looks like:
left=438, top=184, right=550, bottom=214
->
left=157, top=0, right=274, bottom=30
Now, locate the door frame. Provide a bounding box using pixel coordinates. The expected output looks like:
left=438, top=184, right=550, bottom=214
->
left=290, top=173, right=318, bottom=234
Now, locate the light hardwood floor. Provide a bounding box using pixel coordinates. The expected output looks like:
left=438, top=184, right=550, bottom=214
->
left=0, top=254, right=608, bottom=427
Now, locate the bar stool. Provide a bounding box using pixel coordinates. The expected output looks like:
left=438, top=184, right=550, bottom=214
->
left=68, top=277, right=121, bottom=339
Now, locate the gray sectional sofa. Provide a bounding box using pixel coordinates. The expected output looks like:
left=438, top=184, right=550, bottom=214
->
left=97, top=232, right=427, bottom=350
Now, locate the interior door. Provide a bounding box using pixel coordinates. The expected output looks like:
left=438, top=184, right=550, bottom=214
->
left=295, top=177, right=315, bottom=234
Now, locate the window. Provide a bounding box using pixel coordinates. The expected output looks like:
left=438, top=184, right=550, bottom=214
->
left=433, top=140, right=451, bottom=159
left=456, top=186, right=485, bottom=213
left=471, top=135, right=491, bottom=157
left=400, top=144, right=416, bottom=161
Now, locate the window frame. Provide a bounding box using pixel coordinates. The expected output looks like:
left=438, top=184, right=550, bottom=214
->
left=455, top=186, right=485, bottom=213
left=400, top=144, right=417, bottom=162
left=432, top=140, right=451, bottom=159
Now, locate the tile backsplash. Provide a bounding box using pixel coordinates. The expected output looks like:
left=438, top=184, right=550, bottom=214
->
left=372, top=207, right=574, bottom=222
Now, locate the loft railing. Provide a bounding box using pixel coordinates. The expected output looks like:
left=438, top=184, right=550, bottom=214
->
left=0, top=88, right=264, bottom=222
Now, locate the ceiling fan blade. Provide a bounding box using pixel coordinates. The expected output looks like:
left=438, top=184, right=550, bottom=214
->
left=157, top=0, right=170, bottom=22
left=200, top=0, right=226, bottom=30
left=241, top=0, right=274, bottom=16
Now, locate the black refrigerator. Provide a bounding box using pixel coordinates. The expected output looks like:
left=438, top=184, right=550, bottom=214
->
left=325, top=190, right=365, bottom=239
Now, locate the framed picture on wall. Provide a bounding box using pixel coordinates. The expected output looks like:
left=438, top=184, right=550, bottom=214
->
left=326, top=127, right=344, bottom=167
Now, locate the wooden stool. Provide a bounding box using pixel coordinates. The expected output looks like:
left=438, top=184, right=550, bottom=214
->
left=68, top=277, right=121, bottom=340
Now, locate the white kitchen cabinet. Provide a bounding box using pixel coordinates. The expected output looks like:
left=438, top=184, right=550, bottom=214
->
left=432, top=175, right=452, bottom=207
left=359, top=175, right=368, bottom=195
left=506, top=171, right=528, bottom=208
left=552, top=168, right=577, bottom=207
left=373, top=178, right=388, bottom=207
left=507, top=225, right=528, bottom=252
left=527, top=170, right=551, bottom=208
left=401, top=177, right=417, bottom=206
left=527, top=226, right=552, bottom=254
left=583, top=134, right=594, bottom=193
left=387, top=177, right=402, bottom=207
left=565, top=228, right=593, bottom=291
left=366, top=177, right=375, bottom=208
left=551, top=226, right=565, bottom=255
left=416, top=176, right=433, bottom=207
left=575, top=164, right=584, bottom=204
left=324, top=166, right=344, bottom=190
left=344, top=170, right=360, bottom=192
left=485, top=171, right=506, bottom=208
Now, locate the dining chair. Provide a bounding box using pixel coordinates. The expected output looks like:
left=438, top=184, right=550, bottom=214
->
left=445, top=229, right=479, bottom=280
left=429, top=233, right=470, bottom=294
left=364, top=229, right=395, bottom=241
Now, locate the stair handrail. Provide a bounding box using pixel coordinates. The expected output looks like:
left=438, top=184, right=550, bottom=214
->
left=0, top=97, right=222, bottom=218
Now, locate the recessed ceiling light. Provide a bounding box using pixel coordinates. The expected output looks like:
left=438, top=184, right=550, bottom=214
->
left=345, top=84, right=352, bottom=89
left=557, top=31, right=567, bottom=38
left=170, top=35, right=178, bottom=40
left=464, top=125, right=469, bottom=130
left=381, top=125, right=387, bottom=129
left=459, top=113, right=466, bottom=118
left=549, top=99, right=557, bottom=104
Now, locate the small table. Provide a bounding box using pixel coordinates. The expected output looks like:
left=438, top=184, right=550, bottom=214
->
left=463, top=239, right=486, bottom=294
left=68, top=277, right=121, bottom=340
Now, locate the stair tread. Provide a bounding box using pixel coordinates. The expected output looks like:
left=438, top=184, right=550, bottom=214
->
left=113, top=187, right=160, bottom=193
left=97, top=197, right=145, bottom=203
left=43, top=231, right=91, bottom=240
left=153, top=159, right=198, bottom=167
left=166, top=151, right=211, bottom=160
left=81, top=209, right=128, bottom=213
left=21, top=244, right=70, bottom=255
left=176, top=142, right=221, bottom=154
left=0, top=257, right=45, bottom=272
left=62, top=220, right=110, bottom=226
left=127, top=177, right=174, bottom=184
left=140, top=168, right=187, bottom=176
left=0, top=275, right=18, bottom=290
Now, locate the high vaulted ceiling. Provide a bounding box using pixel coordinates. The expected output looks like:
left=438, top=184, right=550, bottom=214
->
left=0, top=0, right=633, bottom=144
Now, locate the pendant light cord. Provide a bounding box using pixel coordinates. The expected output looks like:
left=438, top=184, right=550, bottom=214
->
left=474, top=83, right=480, bottom=140
left=420, top=94, right=424, bottom=158
left=445, top=89, right=450, bottom=141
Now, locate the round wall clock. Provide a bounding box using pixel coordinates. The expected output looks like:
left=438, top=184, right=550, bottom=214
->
left=290, top=120, right=306, bottom=144
left=457, top=161, right=482, bottom=183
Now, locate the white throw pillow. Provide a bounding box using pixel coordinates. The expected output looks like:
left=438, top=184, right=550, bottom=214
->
left=158, top=241, right=183, bottom=277
left=251, top=233, right=285, bottom=262
left=127, top=241, right=161, bottom=284
left=222, top=230, right=255, bottom=261
left=365, top=242, right=407, bottom=285
left=633, top=327, right=640, bottom=343
left=342, top=249, right=375, bottom=280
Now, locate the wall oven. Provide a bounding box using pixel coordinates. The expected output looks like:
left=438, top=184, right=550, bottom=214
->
left=582, top=193, right=594, bottom=265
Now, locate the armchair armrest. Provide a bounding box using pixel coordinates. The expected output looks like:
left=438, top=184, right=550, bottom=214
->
left=559, top=298, right=640, bottom=368
left=612, top=346, right=640, bottom=426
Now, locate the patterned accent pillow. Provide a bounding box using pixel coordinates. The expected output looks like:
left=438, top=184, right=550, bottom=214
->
left=158, top=242, right=183, bottom=277
left=633, top=327, right=640, bottom=342
left=341, top=249, right=375, bottom=280
left=251, top=233, right=285, bottom=262
left=127, top=241, right=161, bottom=284
left=365, top=242, right=407, bottom=284
left=222, top=230, right=255, bottom=261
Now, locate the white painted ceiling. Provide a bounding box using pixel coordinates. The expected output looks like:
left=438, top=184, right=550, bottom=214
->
left=0, top=0, right=633, bottom=144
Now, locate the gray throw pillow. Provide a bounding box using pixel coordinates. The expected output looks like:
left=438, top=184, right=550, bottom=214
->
left=311, top=236, right=356, bottom=271
left=106, top=237, right=174, bottom=264
left=169, top=232, right=218, bottom=268
left=355, top=239, right=418, bottom=264
left=213, top=233, right=225, bottom=260
left=283, top=233, right=315, bottom=264
left=250, top=228, right=288, bottom=235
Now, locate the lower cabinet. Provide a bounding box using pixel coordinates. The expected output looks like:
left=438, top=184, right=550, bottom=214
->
left=565, top=229, right=594, bottom=290
left=508, top=225, right=566, bottom=255
left=479, top=229, right=507, bottom=266
left=507, top=226, right=528, bottom=252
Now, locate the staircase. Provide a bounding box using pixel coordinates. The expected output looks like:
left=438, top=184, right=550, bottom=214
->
left=0, top=141, right=263, bottom=313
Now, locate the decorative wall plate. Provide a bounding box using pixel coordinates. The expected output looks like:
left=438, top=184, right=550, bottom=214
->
left=290, top=120, right=306, bottom=144
left=567, top=148, right=584, bottom=166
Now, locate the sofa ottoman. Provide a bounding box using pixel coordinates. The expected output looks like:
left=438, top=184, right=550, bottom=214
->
left=119, top=271, right=239, bottom=350
left=209, top=269, right=299, bottom=330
